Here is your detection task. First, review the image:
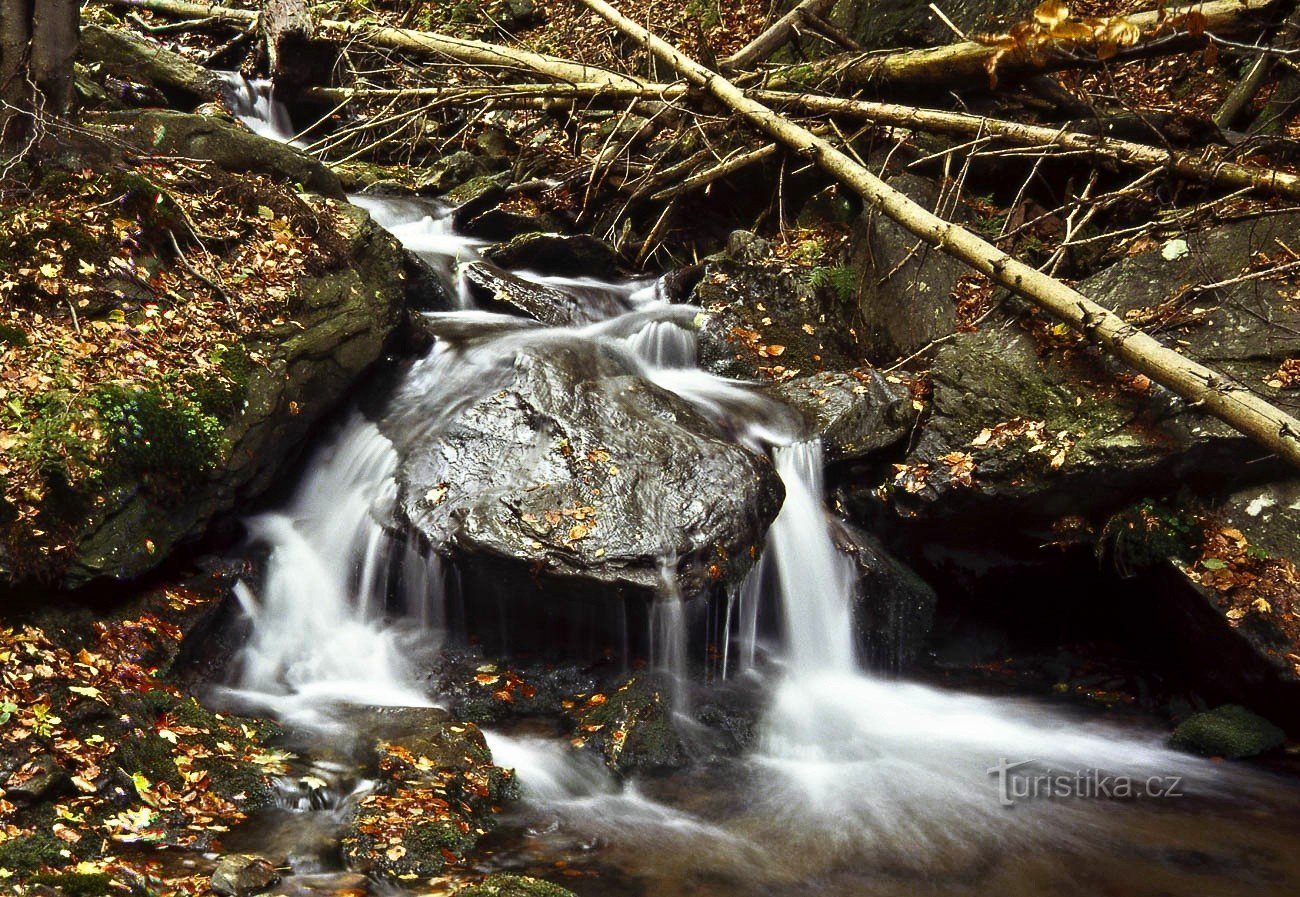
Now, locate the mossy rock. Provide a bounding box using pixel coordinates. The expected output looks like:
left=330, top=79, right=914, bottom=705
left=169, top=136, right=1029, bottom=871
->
left=1170, top=705, right=1286, bottom=759
left=0, top=832, right=67, bottom=874
left=79, top=25, right=220, bottom=109
left=574, top=676, right=686, bottom=774
left=457, top=874, right=578, bottom=897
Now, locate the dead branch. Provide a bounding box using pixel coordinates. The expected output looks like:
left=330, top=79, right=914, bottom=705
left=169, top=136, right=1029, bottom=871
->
left=721, top=0, right=839, bottom=72
left=578, top=0, right=1300, bottom=471
left=763, top=0, right=1281, bottom=93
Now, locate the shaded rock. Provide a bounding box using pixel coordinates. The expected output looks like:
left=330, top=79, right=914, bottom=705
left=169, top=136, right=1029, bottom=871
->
left=101, top=109, right=345, bottom=199
left=430, top=651, right=600, bottom=724
left=79, top=25, right=220, bottom=109
left=767, top=369, right=913, bottom=463
left=2, top=754, right=68, bottom=804
left=485, top=231, right=623, bottom=279
left=348, top=704, right=454, bottom=742
left=211, top=855, right=279, bottom=897
left=343, top=720, right=516, bottom=881
left=457, top=874, right=577, bottom=897
left=462, top=261, right=623, bottom=325
left=829, top=0, right=1033, bottom=52
left=726, top=229, right=771, bottom=264
left=848, top=171, right=968, bottom=362
left=416, top=150, right=491, bottom=195
left=690, top=246, right=864, bottom=379
left=49, top=200, right=405, bottom=587
left=1170, top=705, right=1285, bottom=758
left=449, top=178, right=560, bottom=241
left=390, top=338, right=783, bottom=608
left=571, top=675, right=687, bottom=773
left=834, top=523, right=937, bottom=671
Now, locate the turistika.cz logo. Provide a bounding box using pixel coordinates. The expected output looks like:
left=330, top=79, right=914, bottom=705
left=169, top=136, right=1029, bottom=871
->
left=988, top=758, right=1185, bottom=806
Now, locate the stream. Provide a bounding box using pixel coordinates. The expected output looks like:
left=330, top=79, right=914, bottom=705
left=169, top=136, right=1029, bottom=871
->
left=205, top=77, right=1300, bottom=897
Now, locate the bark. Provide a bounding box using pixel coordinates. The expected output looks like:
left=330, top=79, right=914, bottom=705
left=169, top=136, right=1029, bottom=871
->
left=260, top=0, right=321, bottom=86
left=578, top=0, right=1300, bottom=471
left=99, top=0, right=645, bottom=89
left=1, top=0, right=79, bottom=146
left=720, top=0, right=838, bottom=72
left=765, top=0, right=1279, bottom=92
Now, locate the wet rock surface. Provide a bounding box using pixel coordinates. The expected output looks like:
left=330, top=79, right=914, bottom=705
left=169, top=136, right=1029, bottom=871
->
left=568, top=675, right=688, bottom=774
left=462, top=261, right=623, bottom=325
left=484, top=232, right=624, bottom=280
left=393, top=338, right=783, bottom=604
left=210, top=854, right=279, bottom=896
left=767, top=369, right=914, bottom=463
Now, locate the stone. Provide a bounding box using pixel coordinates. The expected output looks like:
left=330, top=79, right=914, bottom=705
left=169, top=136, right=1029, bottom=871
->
left=767, top=369, right=914, bottom=463
left=210, top=854, right=279, bottom=897
left=1170, top=705, right=1286, bottom=758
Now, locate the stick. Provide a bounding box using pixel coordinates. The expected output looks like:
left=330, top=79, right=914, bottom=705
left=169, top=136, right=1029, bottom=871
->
left=720, top=0, right=838, bottom=72
left=301, top=81, right=1300, bottom=201
left=577, top=0, right=1300, bottom=470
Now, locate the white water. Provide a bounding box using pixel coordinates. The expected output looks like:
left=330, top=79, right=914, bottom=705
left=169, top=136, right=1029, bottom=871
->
left=210, top=79, right=1288, bottom=895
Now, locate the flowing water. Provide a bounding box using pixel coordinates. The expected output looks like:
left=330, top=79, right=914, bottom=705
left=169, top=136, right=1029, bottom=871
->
left=210, top=76, right=1300, bottom=896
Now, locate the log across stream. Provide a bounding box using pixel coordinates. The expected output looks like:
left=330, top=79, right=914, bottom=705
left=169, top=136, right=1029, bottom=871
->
left=195, top=77, right=1300, bottom=897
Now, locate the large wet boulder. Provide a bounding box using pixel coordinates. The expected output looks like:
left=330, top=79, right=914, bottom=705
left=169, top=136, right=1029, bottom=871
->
left=388, top=337, right=783, bottom=625
left=835, top=523, right=937, bottom=671
left=690, top=231, right=865, bottom=379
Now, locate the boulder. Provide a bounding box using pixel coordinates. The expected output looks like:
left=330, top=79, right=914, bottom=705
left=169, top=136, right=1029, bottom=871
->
left=79, top=25, right=221, bottom=109
left=388, top=337, right=783, bottom=615
left=569, top=675, right=687, bottom=773
left=690, top=234, right=865, bottom=379
left=766, top=369, right=914, bottom=463
left=456, top=874, right=578, bottom=897
left=484, top=232, right=623, bottom=280
left=211, top=855, right=279, bottom=897
left=835, top=523, right=937, bottom=671
left=1170, top=704, right=1286, bottom=758
left=828, top=0, right=1034, bottom=52
left=101, top=110, right=345, bottom=199
left=415, top=150, right=492, bottom=195
left=462, top=261, right=624, bottom=325
left=17, top=199, right=406, bottom=588
left=848, top=171, right=969, bottom=362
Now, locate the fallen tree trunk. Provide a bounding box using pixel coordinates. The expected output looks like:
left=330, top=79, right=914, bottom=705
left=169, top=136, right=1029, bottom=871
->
left=720, top=0, right=838, bottom=72
left=99, top=0, right=645, bottom=88
left=303, top=81, right=1300, bottom=202
left=764, top=0, right=1280, bottom=92
left=578, top=0, right=1300, bottom=470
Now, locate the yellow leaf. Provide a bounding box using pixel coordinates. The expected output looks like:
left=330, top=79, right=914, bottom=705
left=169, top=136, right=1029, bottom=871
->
left=1033, top=0, right=1070, bottom=27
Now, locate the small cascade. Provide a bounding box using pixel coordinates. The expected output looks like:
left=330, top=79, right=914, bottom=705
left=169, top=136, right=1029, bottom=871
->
left=216, top=72, right=301, bottom=144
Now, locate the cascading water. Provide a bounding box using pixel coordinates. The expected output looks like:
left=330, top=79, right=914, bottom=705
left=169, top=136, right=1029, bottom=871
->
left=211, top=77, right=1300, bottom=897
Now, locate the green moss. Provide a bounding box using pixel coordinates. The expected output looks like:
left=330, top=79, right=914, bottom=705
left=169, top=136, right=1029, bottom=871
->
left=0, top=832, right=66, bottom=874
left=28, top=871, right=116, bottom=896
left=1170, top=705, right=1285, bottom=759
left=457, top=873, right=577, bottom=897
left=1097, top=499, right=1200, bottom=577
left=90, top=384, right=226, bottom=483
left=0, top=323, right=28, bottom=347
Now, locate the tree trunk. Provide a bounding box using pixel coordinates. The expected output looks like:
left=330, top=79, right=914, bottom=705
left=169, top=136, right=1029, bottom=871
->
left=578, top=0, right=1300, bottom=472
left=0, top=0, right=78, bottom=146
left=260, top=0, right=333, bottom=89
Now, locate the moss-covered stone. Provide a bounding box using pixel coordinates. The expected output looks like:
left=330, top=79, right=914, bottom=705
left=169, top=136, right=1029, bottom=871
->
left=27, top=871, right=116, bottom=897
left=1170, top=705, right=1286, bottom=758
left=571, top=676, right=686, bottom=774
left=0, top=832, right=66, bottom=874
left=457, top=873, right=578, bottom=897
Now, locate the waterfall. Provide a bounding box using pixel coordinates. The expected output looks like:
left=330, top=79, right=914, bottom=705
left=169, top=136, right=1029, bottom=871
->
left=205, top=78, right=1288, bottom=895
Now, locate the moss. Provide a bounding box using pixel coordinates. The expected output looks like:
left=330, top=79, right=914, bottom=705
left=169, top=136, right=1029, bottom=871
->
left=1170, top=705, right=1285, bottom=759
left=1097, top=499, right=1200, bottom=577
left=186, top=343, right=253, bottom=422
left=28, top=871, right=116, bottom=896
left=0, top=323, right=28, bottom=347
left=457, top=874, right=577, bottom=897
left=0, top=832, right=66, bottom=874
left=90, top=384, right=226, bottom=484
